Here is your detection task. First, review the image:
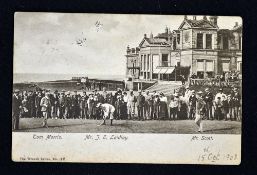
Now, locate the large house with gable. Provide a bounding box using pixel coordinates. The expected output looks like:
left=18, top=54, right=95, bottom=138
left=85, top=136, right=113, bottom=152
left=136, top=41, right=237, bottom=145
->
left=125, top=15, right=242, bottom=85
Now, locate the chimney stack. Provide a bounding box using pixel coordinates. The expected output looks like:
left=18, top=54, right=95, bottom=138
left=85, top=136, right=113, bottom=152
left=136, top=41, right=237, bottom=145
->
left=209, top=16, right=218, bottom=26
left=126, top=45, right=130, bottom=54
left=144, top=34, right=147, bottom=38
left=193, top=16, right=197, bottom=20
left=165, top=26, right=168, bottom=34
left=234, top=22, right=239, bottom=27
left=184, top=15, right=188, bottom=20
left=203, top=15, right=207, bottom=20
left=168, top=28, right=171, bottom=42
left=150, top=32, right=153, bottom=39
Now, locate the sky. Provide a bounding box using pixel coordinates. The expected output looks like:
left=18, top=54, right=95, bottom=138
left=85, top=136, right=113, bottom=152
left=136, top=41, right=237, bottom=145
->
left=14, top=13, right=242, bottom=76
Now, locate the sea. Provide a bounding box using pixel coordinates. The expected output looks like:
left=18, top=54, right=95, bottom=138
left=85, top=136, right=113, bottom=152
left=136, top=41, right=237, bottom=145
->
left=13, top=73, right=125, bottom=83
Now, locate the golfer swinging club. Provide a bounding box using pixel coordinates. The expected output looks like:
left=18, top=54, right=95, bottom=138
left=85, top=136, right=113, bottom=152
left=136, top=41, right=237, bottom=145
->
left=96, top=103, right=115, bottom=126
left=195, top=91, right=206, bottom=132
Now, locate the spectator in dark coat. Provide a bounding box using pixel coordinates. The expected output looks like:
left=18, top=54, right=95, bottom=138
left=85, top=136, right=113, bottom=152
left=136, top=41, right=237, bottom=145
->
left=137, top=91, right=145, bottom=120
left=203, top=88, right=213, bottom=120
left=12, top=89, right=22, bottom=130
left=35, top=91, right=42, bottom=118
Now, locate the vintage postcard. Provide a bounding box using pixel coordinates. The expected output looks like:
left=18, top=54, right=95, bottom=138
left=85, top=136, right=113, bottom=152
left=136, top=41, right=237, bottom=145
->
left=12, top=12, right=242, bottom=164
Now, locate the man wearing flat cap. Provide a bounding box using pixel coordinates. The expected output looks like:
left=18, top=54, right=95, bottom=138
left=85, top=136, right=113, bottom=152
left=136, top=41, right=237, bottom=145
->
left=215, top=88, right=227, bottom=102
left=64, top=91, right=72, bottom=119
left=127, top=90, right=137, bottom=120
left=40, top=90, right=51, bottom=127
left=137, top=90, right=145, bottom=121
left=12, top=89, right=22, bottom=130
left=58, top=90, right=66, bottom=119
left=71, top=90, right=79, bottom=119
left=203, top=88, right=213, bottom=120
left=51, top=90, right=59, bottom=119
left=188, top=90, right=197, bottom=120
left=35, top=91, right=43, bottom=118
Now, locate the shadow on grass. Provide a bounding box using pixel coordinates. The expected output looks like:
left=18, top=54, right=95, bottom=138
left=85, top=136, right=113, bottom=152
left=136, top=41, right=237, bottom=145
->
left=203, top=127, right=237, bottom=132
left=16, top=123, right=88, bottom=131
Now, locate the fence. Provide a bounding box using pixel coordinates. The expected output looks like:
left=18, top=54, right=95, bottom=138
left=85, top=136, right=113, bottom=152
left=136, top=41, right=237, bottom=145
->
left=189, top=78, right=242, bottom=88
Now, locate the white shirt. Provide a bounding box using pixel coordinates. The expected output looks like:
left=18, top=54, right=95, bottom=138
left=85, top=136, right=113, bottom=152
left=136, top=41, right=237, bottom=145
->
left=123, top=95, right=128, bottom=103
left=160, top=96, right=167, bottom=102
left=215, top=93, right=227, bottom=102
left=102, top=103, right=115, bottom=115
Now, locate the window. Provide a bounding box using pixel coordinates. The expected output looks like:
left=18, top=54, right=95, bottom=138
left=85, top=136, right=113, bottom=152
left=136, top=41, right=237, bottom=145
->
left=140, top=55, right=143, bottom=70
left=239, top=36, right=242, bottom=50
left=177, top=34, right=180, bottom=44
left=152, top=74, right=158, bottom=79
left=144, top=55, right=146, bottom=71
left=206, top=34, right=212, bottom=49
left=197, top=60, right=204, bottom=71
left=206, top=61, right=214, bottom=72
left=223, top=36, right=229, bottom=50
left=173, top=38, right=177, bottom=50
left=147, top=72, right=150, bottom=79
left=197, top=33, right=203, bottom=49
left=162, top=54, right=169, bottom=67
left=184, top=31, right=190, bottom=43
left=147, top=55, right=150, bottom=70
left=152, top=55, right=159, bottom=72
left=206, top=61, right=214, bottom=78
left=222, top=61, right=230, bottom=72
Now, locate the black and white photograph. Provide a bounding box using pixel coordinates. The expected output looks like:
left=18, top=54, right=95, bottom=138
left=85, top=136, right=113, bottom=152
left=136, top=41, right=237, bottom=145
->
left=12, top=13, right=242, bottom=164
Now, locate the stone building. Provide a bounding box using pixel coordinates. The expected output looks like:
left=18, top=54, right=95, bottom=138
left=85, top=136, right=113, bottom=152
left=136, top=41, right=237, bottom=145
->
left=125, top=15, right=242, bottom=83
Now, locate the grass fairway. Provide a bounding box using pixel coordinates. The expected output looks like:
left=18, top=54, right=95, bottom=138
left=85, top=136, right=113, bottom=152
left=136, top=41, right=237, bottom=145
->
left=15, top=118, right=241, bottom=134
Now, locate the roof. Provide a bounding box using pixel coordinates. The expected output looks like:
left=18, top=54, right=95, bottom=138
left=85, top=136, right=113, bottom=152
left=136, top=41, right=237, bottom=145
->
left=179, top=19, right=217, bottom=29
left=172, top=30, right=180, bottom=34
left=232, top=24, right=242, bottom=32
left=218, top=29, right=230, bottom=34
left=154, top=32, right=172, bottom=39
left=140, top=37, right=170, bottom=47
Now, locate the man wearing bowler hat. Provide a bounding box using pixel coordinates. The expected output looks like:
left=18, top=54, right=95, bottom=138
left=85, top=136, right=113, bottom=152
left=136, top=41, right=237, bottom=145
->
left=203, top=88, right=213, bottom=120
left=58, top=90, right=66, bottom=119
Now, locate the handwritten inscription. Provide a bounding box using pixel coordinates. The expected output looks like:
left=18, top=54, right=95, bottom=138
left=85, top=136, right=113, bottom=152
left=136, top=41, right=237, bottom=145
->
left=84, top=134, right=128, bottom=141
left=198, top=146, right=238, bottom=163
left=95, top=21, right=103, bottom=32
